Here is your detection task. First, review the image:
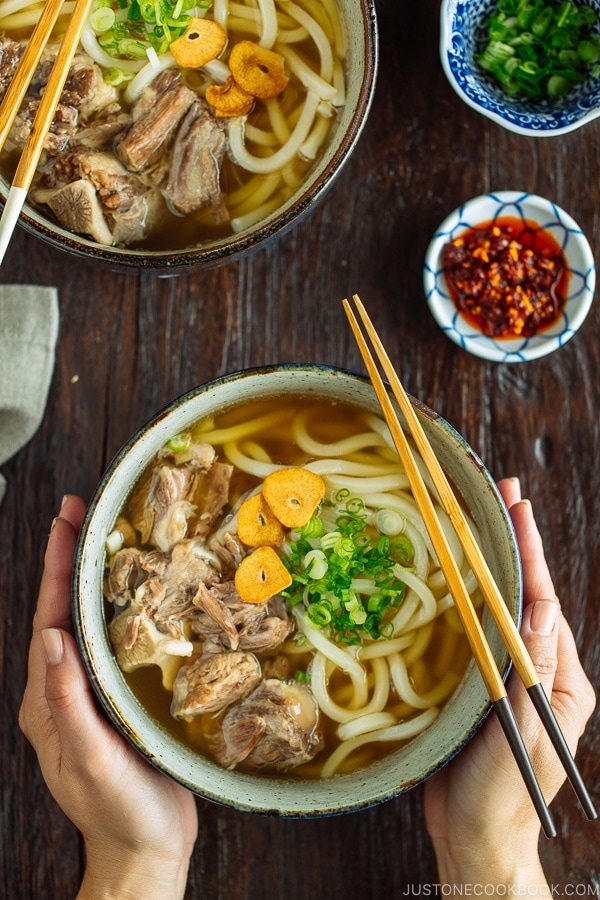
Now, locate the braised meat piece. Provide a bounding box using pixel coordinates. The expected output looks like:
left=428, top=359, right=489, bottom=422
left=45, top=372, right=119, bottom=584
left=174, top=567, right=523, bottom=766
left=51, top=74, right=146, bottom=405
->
left=116, top=70, right=196, bottom=173
left=193, top=461, right=234, bottom=540
left=162, top=100, right=229, bottom=222
left=209, top=679, right=323, bottom=770
left=127, top=442, right=216, bottom=553
left=109, top=605, right=193, bottom=677
left=3, top=47, right=119, bottom=158
left=31, top=147, right=162, bottom=246
left=0, top=36, right=23, bottom=95
left=171, top=650, right=262, bottom=719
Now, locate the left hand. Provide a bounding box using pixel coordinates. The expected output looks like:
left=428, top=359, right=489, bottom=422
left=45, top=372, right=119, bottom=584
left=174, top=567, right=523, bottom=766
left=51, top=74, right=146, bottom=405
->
left=19, top=495, right=199, bottom=900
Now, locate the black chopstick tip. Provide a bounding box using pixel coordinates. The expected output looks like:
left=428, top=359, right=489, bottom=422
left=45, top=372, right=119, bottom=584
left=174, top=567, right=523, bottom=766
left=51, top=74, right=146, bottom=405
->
left=493, top=696, right=557, bottom=839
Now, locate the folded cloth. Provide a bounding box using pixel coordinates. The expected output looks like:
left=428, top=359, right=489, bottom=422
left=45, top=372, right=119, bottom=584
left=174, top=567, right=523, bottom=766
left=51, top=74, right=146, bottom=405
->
left=0, top=285, right=59, bottom=505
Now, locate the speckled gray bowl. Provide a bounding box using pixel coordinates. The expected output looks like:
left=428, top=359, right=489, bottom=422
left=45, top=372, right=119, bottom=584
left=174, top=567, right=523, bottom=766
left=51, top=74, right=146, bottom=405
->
left=73, top=364, right=521, bottom=816
left=3, top=0, right=377, bottom=271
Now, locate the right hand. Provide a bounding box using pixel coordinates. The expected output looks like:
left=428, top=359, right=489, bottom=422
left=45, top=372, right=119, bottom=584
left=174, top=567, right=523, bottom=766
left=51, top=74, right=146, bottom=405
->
left=424, top=478, right=596, bottom=886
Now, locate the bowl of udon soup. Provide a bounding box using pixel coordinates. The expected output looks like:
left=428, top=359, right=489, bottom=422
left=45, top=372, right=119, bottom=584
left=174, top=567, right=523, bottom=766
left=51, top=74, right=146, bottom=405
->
left=73, top=364, right=521, bottom=815
left=0, top=0, right=377, bottom=269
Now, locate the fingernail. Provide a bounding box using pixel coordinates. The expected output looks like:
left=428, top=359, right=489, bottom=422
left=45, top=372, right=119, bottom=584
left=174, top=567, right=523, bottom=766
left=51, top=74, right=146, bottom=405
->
left=61, top=494, right=69, bottom=509
left=50, top=517, right=59, bottom=533
left=531, top=600, right=558, bottom=635
left=41, top=628, right=64, bottom=665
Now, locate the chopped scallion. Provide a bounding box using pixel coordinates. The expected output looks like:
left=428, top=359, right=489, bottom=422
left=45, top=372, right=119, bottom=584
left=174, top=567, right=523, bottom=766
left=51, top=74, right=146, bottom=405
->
left=475, top=0, right=600, bottom=101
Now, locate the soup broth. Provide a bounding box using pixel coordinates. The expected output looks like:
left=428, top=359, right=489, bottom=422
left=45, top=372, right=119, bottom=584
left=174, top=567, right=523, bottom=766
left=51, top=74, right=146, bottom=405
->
left=104, top=397, right=481, bottom=778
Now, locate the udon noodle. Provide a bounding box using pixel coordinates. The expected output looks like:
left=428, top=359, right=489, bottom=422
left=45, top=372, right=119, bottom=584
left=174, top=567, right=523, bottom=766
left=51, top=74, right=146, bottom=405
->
left=104, top=397, right=481, bottom=777
left=0, top=0, right=346, bottom=248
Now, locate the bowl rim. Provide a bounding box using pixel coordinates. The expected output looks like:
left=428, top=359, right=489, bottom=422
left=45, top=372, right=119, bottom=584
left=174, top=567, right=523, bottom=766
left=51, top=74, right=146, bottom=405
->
left=439, top=0, right=600, bottom=137
left=72, top=363, right=522, bottom=815
left=423, top=190, right=596, bottom=363
left=4, top=0, right=379, bottom=270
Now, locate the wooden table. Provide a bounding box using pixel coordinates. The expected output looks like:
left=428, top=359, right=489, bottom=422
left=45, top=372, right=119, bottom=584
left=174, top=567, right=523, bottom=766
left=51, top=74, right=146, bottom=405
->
left=1, top=1, right=599, bottom=895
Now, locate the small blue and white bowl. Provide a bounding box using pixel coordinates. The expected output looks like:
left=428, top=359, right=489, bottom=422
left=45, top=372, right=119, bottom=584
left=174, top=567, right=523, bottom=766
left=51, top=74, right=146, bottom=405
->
left=424, top=191, right=596, bottom=363
left=440, top=0, right=600, bottom=136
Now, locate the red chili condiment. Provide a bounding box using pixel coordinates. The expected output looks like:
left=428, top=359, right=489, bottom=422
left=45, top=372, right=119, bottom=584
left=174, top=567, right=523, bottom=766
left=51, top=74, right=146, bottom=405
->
left=441, top=217, right=569, bottom=339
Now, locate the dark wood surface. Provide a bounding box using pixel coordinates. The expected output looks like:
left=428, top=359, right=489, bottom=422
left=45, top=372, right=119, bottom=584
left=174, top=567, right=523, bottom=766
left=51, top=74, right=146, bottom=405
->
left=1, top=0, right=599, bottom=895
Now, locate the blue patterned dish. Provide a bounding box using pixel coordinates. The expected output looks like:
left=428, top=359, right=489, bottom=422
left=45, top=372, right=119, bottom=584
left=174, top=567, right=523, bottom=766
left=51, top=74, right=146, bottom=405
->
left=440, top=0, right=600, bottom=135
left=424, top=191, right=596, bottom=363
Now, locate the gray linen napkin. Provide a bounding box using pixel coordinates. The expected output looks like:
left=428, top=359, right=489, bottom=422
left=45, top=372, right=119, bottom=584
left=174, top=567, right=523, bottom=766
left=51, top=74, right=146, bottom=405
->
left=0, top=285, right=59, bottom=505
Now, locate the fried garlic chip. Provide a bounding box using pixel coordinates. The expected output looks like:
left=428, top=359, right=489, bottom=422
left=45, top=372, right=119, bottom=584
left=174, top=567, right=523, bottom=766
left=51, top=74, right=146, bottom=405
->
left=262, top=467, right=325, bottom=528
left=228, top=40, right=289, bottom=99
left=234, top=546, right=292, bottom=604
left=237, top=492, right=285, bottom=546
left=205, top=76, right=254, bottom=117
left=170, top=18, right=227, bottom=69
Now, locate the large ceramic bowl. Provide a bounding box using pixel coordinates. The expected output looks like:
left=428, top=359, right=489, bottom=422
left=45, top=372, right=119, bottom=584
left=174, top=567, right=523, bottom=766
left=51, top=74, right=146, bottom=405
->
left=440, top=0, right=600, bottom=136
left=73, top=364, right=521, bottom=816
left=4, top=0, right=377, bottom=270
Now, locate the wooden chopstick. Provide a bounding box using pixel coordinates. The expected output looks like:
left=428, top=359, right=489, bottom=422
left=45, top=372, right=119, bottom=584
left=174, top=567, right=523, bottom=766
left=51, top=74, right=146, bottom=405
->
left=0, top=0, right=93, bottom=265
left=0, top=0, right=68, bottom=151
left=347, top=294, right=597, bottom=825
left=343, top=296, right=560, bottom=838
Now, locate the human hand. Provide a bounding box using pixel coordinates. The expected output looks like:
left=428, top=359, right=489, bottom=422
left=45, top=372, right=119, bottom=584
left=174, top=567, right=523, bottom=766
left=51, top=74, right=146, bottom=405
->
left=424, top=477, right=596, bottom=888
left=19, top=496, right=199, bottom=900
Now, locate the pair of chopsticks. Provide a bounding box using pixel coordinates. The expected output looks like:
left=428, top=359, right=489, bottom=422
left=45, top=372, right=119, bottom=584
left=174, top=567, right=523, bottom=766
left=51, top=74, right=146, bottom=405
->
left=343, top=294, right=597, bottom=839
left=0, top=0, right=92, bottom=265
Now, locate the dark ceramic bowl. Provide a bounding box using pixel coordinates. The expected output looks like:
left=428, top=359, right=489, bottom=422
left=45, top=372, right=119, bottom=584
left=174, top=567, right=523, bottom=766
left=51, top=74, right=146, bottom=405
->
left=73, top=364, right=521, bottom=816
left=3, top=0, right=377, bottom=270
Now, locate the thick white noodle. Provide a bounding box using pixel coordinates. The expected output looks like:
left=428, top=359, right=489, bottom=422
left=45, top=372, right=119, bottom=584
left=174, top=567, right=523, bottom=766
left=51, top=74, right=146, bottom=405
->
left=199, top=409, right=291, bottom=445
left=310, top=652, right=389, bottom=723
left=244, top=124, right=279, bottom=147
left=275, top=44, right=337, bottom=101
left=223, top=441, right=285, bottom=477
left=213, top=0, right=229, bottom=29
left=325, top=473, right=411, bottom=494
left=293, top=609, right=368, bottom=706
left=359, top=632, right=415, bottom=659
left=337, top=711, right=396, bottom=742
left=124, top=54, right=176, bottom=104
left=401, top=621, right=433, bottom=667
left=331, top=56, right=346, bottom=107
left=80, top=23, right=145, bottom=72
left=264, top=97, right=291, bottom=144
left=231, top=193, right=284, bottom=232
left=321, top=707, right=440, bottom=777
left=389, top=591, right=419, bottom=635
left=228, top=90, right=320, bottom=174
left=202, top=58, right=231, bottom=84
left=281, top=0, right=333, bottom=81
left=0, top=0, right=41, bottom=18
left=392, top=567, right=437, bottom=624
left=256, top=0, right=278, bottom=48
left=321, top=0, right=346, bottom=58
left=389, top=653, right=438, bottom=710
left=293, top=411, right=387, bottom=457
left=299, top=113, right=331, bottom=160
left=276, top=25, right=309, bottom=43
left=240, top=440, right=275, bottom=463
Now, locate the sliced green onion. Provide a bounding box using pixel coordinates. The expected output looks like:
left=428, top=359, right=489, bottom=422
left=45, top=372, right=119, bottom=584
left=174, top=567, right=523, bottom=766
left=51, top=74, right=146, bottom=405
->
left=166, top=431, right=192, bottom=452
left=303, top=549, right=328, bottom=580
left=476, top=0, right=599, bottom=101
left=90, top=6, right=116, bottom=32
left=374, top=508, right=404, bottom=536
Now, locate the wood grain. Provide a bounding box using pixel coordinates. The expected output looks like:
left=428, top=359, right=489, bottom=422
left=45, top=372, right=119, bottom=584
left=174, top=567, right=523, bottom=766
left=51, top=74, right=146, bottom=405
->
left=1, top=0, right=599, bottom=895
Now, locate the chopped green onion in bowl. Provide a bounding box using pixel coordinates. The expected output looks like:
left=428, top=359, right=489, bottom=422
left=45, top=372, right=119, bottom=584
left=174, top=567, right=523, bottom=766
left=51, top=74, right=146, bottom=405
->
left=476, top=0, right=600, bottom=100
